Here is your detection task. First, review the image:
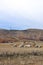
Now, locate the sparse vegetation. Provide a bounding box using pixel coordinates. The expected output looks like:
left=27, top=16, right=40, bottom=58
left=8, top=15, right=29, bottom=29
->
left=0, top=29, right=43, bottom=43
left=0, top=44, right=43, bottom=65
left=0, top=29, right=43, bottom=65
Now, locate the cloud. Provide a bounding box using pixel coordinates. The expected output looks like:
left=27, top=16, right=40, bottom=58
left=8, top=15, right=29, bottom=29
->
left=0, top=0, right=43, bottom=29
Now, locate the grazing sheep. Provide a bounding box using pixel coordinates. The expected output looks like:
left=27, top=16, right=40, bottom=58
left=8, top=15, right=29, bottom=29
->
left=18, top=43, right=24, bottom=48
left=24, top=44, right=31, bottom=48
left=35, top=45, right=41, bottom=48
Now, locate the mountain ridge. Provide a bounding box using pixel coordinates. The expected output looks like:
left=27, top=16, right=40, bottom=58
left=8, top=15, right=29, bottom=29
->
left=0, top=29, right=43, bottom=43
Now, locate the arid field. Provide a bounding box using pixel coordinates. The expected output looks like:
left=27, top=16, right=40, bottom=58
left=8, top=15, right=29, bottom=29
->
left=0, top=41, right=43, bottom=65
left=0, top=29, right=43, bottom=65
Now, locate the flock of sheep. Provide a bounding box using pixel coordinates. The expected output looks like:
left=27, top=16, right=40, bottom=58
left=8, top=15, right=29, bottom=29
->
left=13, top=42, right=43, bottom=48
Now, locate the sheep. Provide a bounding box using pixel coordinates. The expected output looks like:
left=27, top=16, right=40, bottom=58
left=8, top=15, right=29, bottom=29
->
left=24, top=44, right=31, bottom=48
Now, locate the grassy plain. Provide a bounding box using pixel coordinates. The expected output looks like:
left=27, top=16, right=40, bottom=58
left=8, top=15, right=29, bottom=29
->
left=0, top=41, right=43, bottom=65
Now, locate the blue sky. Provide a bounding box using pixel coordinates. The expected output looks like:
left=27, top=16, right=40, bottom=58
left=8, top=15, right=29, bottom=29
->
left=0, top=0, right=43, bottom=30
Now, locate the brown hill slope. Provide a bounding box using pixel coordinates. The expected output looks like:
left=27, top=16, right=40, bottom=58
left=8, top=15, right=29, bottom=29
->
left=0, top=29, right=43, bottom=43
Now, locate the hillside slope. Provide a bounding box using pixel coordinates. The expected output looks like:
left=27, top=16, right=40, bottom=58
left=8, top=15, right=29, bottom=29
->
left=0, top=29, right=43, bottom=43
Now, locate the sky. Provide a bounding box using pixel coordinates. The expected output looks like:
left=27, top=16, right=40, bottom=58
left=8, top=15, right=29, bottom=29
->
left=0, top=0, right=43, bottom=30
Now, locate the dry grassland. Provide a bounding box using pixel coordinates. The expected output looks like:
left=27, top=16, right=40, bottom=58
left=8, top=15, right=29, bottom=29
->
left=0, top=42, right=43, bottom=65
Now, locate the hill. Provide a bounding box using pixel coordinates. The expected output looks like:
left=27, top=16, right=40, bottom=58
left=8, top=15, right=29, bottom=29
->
left=0, top=29, right=43, bottom=43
